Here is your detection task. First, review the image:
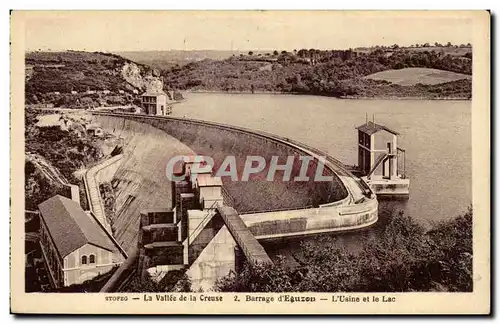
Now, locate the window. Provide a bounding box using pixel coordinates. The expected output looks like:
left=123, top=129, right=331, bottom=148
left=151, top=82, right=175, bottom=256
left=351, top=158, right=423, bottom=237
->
left=89, top=254, right=96, bottom=264
left=81, top=255, right=87, bottom=265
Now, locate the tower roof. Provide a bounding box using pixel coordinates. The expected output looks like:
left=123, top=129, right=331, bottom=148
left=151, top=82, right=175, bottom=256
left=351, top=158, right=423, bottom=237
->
left=356, top=121, right=399, bottom=136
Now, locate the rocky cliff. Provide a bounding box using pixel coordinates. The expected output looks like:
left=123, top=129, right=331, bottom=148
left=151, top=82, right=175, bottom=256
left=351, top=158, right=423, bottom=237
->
left=25, top=51, right=165, bottom=108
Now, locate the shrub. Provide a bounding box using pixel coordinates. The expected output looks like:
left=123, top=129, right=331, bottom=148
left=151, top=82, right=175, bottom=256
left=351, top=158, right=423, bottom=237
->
left=215, top=210, right=473, bottom=292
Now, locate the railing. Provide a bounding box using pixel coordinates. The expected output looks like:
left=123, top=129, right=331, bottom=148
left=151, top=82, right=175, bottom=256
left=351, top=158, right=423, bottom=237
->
left=221, top=187, right=235, bottom=208
left=338, top=197, right=378, bottom=216
left=239, top=204, right=315, bottom=215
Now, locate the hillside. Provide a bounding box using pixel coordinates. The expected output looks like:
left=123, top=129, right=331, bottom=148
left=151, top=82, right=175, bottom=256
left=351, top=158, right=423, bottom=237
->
left=364, top=68, right=472, bottom=86
left=162, top=46, right=472, bottom=99
left=25, top=51, right=165, bottom=108
left=355, top=44, right=472, bottom=57
left=117, top=50, right=269, bottom=70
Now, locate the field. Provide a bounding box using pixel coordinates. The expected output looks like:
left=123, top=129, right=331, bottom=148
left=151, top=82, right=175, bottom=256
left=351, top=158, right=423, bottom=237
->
left=404, top=46, right=471, bottom=57
left=117, top=50, right=270, bottom=69
left=355, top=45, right=472, bottom=57
left=364, top=68, right=472, bottom=86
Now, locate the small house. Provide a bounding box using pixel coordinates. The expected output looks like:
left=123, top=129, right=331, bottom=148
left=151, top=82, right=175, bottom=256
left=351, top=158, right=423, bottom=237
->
left=141, top=91, right=171, bottom=116
left=86, top=124, right=104, bottom=137
left=356, top=120, right=409, bottom=196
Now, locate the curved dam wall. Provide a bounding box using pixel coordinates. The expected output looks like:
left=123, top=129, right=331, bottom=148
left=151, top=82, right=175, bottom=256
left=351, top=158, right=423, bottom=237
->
left=93, top=113, right=348, bottom=214
left=90, top=116, right=195, bottom=253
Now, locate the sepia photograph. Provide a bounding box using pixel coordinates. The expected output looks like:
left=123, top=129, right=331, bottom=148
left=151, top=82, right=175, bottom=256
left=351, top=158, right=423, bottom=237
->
left=10, top=10, right=490, bottom=314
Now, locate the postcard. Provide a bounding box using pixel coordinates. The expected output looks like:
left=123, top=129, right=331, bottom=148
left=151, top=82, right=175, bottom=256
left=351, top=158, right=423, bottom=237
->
left=10, top=10, right=490, bottom=314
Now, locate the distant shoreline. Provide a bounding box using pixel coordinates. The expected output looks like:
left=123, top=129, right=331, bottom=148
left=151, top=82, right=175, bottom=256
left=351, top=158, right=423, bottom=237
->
left=186, top=89, right=471, bottom=101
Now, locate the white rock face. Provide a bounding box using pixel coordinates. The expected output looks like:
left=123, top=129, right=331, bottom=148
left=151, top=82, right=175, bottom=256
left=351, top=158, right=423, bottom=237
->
left=121, top=62, right=164, bottom=93
left=144, top=77, right=163, bottom=92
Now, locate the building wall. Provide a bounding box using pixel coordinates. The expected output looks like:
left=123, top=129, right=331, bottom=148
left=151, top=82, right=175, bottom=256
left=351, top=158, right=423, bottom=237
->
left=186, top=225, right=236, bottom=292
left=142, top=95, right=168, bottom=116
left=92, top=114, right=348, bottom=213
left=155, top=95, right=168, bottom=116
left=63, top=243, right=115, bottom=286
left=358, top=131, right=371, bottom=174
left=39, top=218, right=64, bottom=288
left=157, top=95, right=167, bottom=106
left=372, top=130, right=396, bottom=178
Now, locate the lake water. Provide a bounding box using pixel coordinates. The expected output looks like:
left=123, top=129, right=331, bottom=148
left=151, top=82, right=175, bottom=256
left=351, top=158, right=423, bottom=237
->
left=172, top=92, right=471, bottom=256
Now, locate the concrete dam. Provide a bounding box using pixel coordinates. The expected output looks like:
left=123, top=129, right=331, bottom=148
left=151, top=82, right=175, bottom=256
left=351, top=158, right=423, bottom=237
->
left=90, top=112, right=379, bottom=290
left=92, top=112, right=378, bottom=247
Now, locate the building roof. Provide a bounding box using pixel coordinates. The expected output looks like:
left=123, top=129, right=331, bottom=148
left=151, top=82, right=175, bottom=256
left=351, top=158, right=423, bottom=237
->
left=356, top=121, right=400, bottom=136
left=196, top=173, right=223, bottom=187
left=38, top=195, right=117, bottom=258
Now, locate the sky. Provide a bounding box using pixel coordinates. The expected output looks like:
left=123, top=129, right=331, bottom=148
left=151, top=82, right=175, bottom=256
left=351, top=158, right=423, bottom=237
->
left=21, top=11, right=475, bottom=52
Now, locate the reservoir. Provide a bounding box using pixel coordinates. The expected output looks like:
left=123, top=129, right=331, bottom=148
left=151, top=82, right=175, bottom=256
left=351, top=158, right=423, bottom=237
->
left=171, top=93, right=471, bottom=256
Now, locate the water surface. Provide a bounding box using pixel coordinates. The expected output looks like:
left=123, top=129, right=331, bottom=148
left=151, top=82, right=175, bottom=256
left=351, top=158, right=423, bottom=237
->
left=172, top=92, right=471, bottom=224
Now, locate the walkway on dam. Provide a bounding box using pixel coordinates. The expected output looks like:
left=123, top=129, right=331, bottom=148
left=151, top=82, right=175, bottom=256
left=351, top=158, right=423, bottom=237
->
left=216, top=205, right=272, bottom=266
left=83, top=155, right=123, bottom=233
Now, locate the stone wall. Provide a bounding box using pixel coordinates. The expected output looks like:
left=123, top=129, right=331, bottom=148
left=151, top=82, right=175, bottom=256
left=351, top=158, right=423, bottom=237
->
left=93, top=113, right=348, bottom=214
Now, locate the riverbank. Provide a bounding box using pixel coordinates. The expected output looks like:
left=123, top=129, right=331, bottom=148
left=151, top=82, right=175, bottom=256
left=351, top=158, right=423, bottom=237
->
left=186, top=89, right=471, bottom=101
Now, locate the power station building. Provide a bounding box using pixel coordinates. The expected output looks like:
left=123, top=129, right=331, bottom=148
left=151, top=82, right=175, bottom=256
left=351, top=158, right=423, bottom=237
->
left=38, top=195, right=124, bottom=288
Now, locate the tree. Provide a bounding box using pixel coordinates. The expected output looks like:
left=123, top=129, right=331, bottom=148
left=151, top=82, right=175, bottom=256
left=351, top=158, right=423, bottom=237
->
left=446, top=42, right=452, bottom=47
left=215, top=210, right=473, bottom=293
left=248, top=51, right=254, bottom=56
left=297, top=49, right=307, bottom=58
left=273, top=50, right=279, bottom=56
